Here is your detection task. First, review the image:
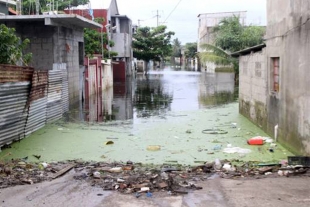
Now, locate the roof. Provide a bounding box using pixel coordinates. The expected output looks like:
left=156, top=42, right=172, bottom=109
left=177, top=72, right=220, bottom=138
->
left=111, top=15, right=130, bottom=20
left=0, top=0, right=16, bottom=5
left=231, top=43, right=266, bottom=57
left=198, top=11, right=247, bottom=18
left=0, top=14, right=102, bottom=29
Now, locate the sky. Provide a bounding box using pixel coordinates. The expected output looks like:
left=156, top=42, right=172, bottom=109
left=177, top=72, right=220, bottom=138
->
left=89, top=0, right=267, bottom=44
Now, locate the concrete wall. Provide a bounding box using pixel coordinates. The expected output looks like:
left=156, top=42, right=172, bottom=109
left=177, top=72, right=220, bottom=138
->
left=265, top=0, right=310, bottom=154
left=53, top=26, right=84, bottom=105
left=102, top=60, right=113, bottom=90
left=6, top=22, right=84, bottom=106
left=239, top=48, right=268, bottom=130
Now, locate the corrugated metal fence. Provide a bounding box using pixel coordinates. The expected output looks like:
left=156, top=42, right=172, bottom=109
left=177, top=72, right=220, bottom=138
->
left=0, top=65, right=33, bottom=146
left=0, top=64, right=70, bottom=148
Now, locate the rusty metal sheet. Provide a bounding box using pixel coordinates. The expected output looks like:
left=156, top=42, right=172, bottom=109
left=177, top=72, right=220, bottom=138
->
left=0, top=64, right=34, bottom=83
left=46, top=70, right=63, bottom=123
left=0, top=82, right=30, bottom=147
left=24, top=71, right=48, bottom=136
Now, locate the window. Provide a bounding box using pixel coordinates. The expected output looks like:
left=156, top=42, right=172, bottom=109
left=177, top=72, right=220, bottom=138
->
left=272, top=57, right=280, bottom=92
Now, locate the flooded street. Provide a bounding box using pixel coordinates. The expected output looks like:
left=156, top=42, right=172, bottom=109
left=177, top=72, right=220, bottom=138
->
left=0, top=66, right=292, bottom=164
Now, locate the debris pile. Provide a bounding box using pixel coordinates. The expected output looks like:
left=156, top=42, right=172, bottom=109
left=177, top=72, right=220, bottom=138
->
left=0, top=157, right=309, bottom=196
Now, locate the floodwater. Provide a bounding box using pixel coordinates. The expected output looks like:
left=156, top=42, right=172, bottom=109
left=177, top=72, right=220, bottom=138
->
left=0, top=66, right=293, bottom=165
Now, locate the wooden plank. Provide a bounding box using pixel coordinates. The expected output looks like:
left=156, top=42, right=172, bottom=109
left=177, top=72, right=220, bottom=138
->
left=51, top=164, right=76, bottom=179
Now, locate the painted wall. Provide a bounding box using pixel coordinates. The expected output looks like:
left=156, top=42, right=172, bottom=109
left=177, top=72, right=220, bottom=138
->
left=265, top=0, right=310, bottom=155
left=239, top=48, right=268, bottom=130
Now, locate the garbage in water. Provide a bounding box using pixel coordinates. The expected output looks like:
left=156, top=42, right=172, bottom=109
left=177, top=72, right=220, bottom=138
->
left=147, top=145, right=161, bottom=151
left=213, top=145, right=222, bottom=151
left=202, top=129, right=228, bottom=134
left=223, top=147, right=251, bottom=154
left=105, top=141, right=114, bottom=145
left=231, top=123, right=237, bottom=128
left=247, top=136, right=264, bottom=145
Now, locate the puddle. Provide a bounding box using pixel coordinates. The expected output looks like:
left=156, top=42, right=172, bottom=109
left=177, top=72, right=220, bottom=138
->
left=0, top=67, right=293, bottom=164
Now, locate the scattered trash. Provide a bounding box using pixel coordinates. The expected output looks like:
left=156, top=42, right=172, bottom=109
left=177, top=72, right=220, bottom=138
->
left=269, top=148, right=274, bottom=153
left=214, top=158, right=222, bottom=170
left=202, top=129, right=228, bottom=134
left=247, top=137, right=264, bottom=145
left=223, top=147, right=251, bottom=154
left=222, top=163, right=232, bottom=171
left=227, top=144, right=232, bottom=148
left=57, top=128, right=63, bottom=131
left=1, top=157, right=308, bottom=197
left=147, top=145, right=161, bottom=151
left=288, top=156, right=310, bottom=167
left=135, top=192, right=141, bottom=198
left=109, top=167, right=123, bottom=173
left=231, top=123, right=237, bottom=128
left=93, top=171, right=101, bottom=179
left=186, top=129, right=192, bottom=134
left=105, top=141, right=114, bottom=145
left=33, top=154, right=41, bottom=160
left=38, top=162, right=48, bottom=170
left=146, top=192, right=153, bottom=197
left=213, top=145, right=222, bottom=151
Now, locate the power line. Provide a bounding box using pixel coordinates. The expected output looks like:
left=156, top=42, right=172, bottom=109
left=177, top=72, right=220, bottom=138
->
left=164, top=0, right=183, bottom=22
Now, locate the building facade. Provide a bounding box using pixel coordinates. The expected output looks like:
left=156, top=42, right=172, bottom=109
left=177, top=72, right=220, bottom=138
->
left=235, top=0, right=310, bottom=155
left=0, top=14, right=101, bottom=105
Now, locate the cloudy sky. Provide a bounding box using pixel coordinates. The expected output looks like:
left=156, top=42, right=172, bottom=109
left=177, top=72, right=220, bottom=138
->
left=89, top=0, right=267, bottom=44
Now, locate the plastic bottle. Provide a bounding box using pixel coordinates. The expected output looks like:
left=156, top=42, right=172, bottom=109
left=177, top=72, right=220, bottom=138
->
left=247, top=137, right=264, bottom=145
left=214, top=158, right=222, bottom=170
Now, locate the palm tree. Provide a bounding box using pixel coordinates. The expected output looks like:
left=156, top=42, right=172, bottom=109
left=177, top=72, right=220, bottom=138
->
left=199, top=43, right=234, bottom=66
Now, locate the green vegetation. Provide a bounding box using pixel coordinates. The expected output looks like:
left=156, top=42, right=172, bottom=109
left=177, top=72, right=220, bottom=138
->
left=21, top=0, right=89, bottom=14
left=83, top=18, right=117, bottom=58
left=184, top=42, right=197, bottom=59
left=199, top=16, right=265, bottom=81
left=132, top=25, right=175, bottom=70
left=0, top=24, right=32, bottom=65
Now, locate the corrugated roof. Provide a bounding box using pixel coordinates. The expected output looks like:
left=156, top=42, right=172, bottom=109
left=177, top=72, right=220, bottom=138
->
left=231, top=43, right=266, bottom=57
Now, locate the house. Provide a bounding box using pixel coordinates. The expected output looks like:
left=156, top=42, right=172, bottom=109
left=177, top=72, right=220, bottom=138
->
left=65, top=0, right=134, bottom=81
left=0, top=0, right=16, bottom=15
left=231, top=44, right=267, bottom=130
left=197, top=11, right=246, bottom=72
left=233, top=0, right=310, bottom=155
left=0, top=14, right=102, bottom=106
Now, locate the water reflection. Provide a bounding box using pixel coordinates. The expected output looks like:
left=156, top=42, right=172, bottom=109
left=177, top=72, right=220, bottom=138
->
left=134, top=74, right=173, bottom=118
left=70, top=66, right=237, bottom=122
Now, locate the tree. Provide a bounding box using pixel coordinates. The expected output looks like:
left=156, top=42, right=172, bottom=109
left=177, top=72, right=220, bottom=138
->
left=132, top=25, right=175, bottom=71
left=212, top=16, right=265, bottom=52
left=199, top=16, right=265, bottom=82
left=21, top=0, right=89, bottom=15
left=0, top=24, right=32, bottom=65
left=172, top=38, right=182, bottom=57
left=83, top=18, right=116, bottom=58
left=184, top=42, right=197, bottom=59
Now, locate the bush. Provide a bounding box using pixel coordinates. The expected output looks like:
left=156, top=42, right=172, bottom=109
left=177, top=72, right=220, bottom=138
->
left=0, top=24, right=32, bottom=65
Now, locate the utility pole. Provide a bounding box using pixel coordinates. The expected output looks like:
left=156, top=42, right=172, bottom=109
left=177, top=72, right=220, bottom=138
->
left=156, top=10, right=160, bottom=26
left=138, top=19, right=143, bottom=27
